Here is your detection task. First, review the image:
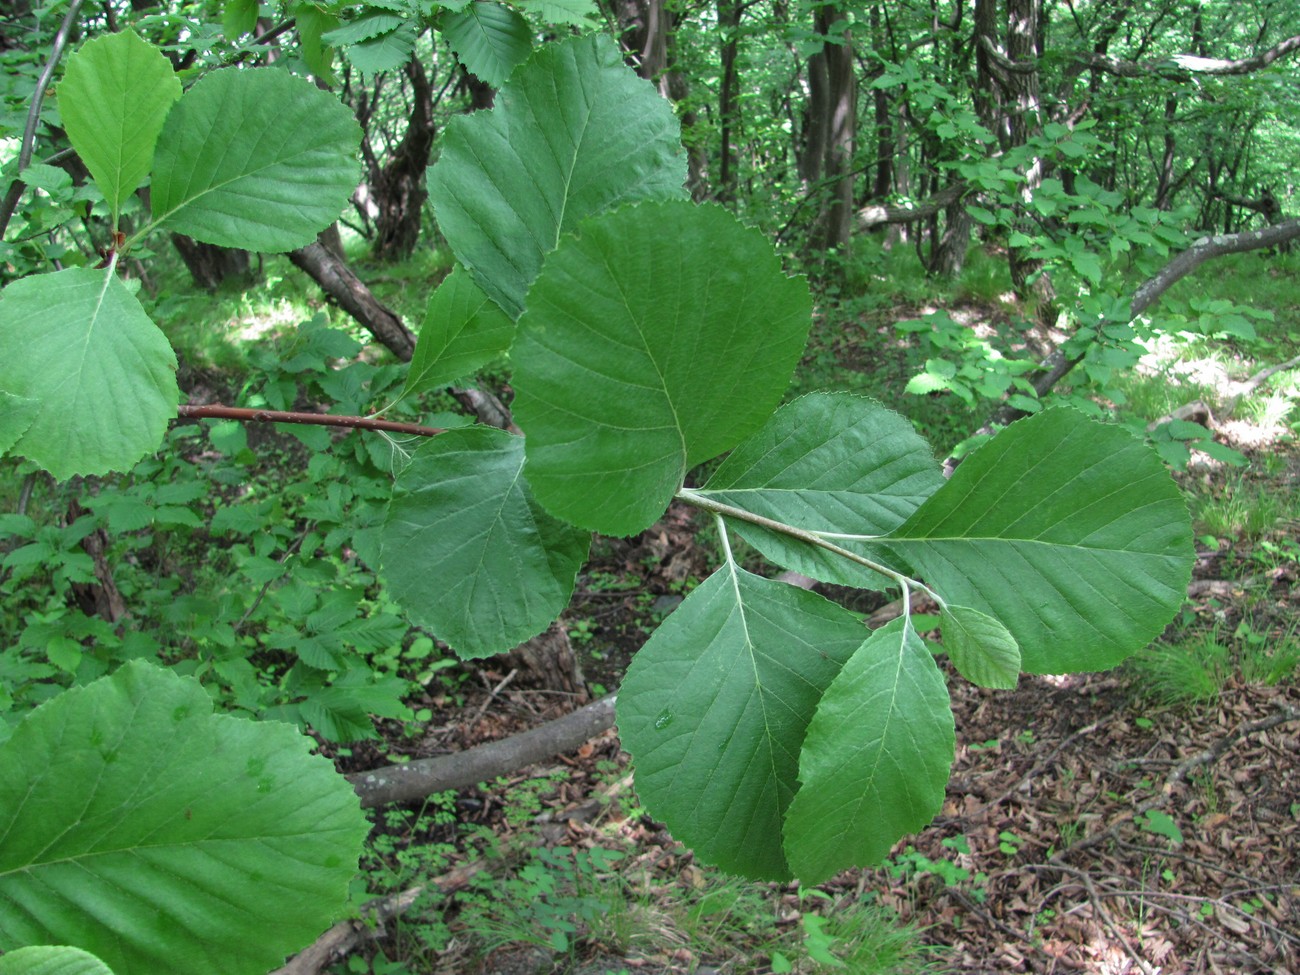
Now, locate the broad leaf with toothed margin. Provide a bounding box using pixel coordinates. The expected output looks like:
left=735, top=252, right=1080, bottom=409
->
left=0, top=268, right=177, bottom=480
left=151, top=68, right=360, bottom=252
left=619, top=566, right=867, bottom=880
left=381, top=427, right=589, bottom=658
left=886, top=409, right=1193, bottom=673
left=442, top=2, right=532, bottom=88
left=58, top=30, right=180, bottom=224
left=0, top=391, right=38, bottom=457
left=0, top=661, right=367, bottom=975
left=784, top=617, right=954, bottom=883
left=697, top=393, right=943, bottom=588
left=515, top=201, right=811, bottom=536
left=402, top=266, right=515, bottom=397
left=428, top=33, right=686, bottom=317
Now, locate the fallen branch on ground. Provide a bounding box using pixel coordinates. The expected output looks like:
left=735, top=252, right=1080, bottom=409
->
left=347, top=695, right=617, bottom=807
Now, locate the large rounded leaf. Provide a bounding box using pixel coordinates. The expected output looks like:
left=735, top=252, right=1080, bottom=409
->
left=887, top=409, right=1194, bottom=673
left=428, top=33, right=686, bottom=317
left=151, top=68, right=360, bottom=252
left=619, top=566, right=867, bottom=880
left=698, top=393, right=943, bottom=587
left=784, top=618, right=955, bottom=884
left=381, top=427, right=590, bottom=658
left=0, top=268, right=177, bottom=479
left=58, top=30, right=181, bottom=223
left=514, top=201, right=812, bottom=536
left=0, top=661, right=368, bottom=975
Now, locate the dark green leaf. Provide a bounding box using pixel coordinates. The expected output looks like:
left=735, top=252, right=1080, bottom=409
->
left=698, top=393, right=942, bottom=587
left=784, top=618, right=954, bottom=883
left=619, top=567, right=867, bottom=880
left=403, top=265, right=515, bottom=396
left=381, top=427, right=589, bottom=658
left=151, top=69, right=360, bottom=251
left=887, top=410, right=1193, bottom=673
left=442, top=2, right=532, bottom=88
left=515, top=202, right=811, bottom=536
left=0, top=661, right=367, bottom=975
left=428, top=33, right=686, bottom=317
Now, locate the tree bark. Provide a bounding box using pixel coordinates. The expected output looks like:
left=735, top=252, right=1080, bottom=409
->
left=170, top=234, right=252, bottom=290
left=715, top=0, right=743, bottom=202
left=288, top=238, right=416, bottom=360
left=347, top=695, right=617, bottom=807
left=369, top=58, right=436, bottom=262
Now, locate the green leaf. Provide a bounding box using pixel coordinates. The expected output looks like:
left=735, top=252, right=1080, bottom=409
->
left=151, top=68, right=360, bottom=252
left=1070, top=250, right=1103, bottom=286
left=222, top=0, right=258, bottom=39
left=0, top=268, right=178, bottom=480
left=442, top=2, right=532, bottom=88
left=381, top=427, right=590, bottom=658
left=886, top=409, right=1193, bottom=673
left=515, top=201, right=811, bottom=536
left=0, top=390, right=38, bottom=457
left=58, top=30, right=181, bottom=224
left=428, top=33, right=686, bottom=317
left=0, top=661, right=368, bottom=975
left=618, top=566, right=868, bottom=880
left=322, top=12, right=406, bottom=45
left=697, top=393, right=942, bottom=588
left=294, top=3, right=340, bottom=82
left=514, top=0, right=598, bottom=25
left=0, top=946, right=115, bottom=975
left=784, top=618, right=954, bottom=883
left=403, top=265, right=515, bottom=396
left=940, top=604, right=1020, bottom=688
left=1138, top=809, right=1184, bottom=845
left=344, top=24, right=418, bottom=78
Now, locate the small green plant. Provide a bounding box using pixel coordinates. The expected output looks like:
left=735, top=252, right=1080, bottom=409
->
left=1127, top=630, right=1231, bottom=707
left=457, top=845, right=627, bottom=957
left=1137, top=809, right=1185, bottom=846
left=997, top=830, right=1024, bottom=856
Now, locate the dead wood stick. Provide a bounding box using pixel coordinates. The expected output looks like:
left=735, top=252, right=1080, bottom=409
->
left=269, top=864, right=481, bottom=975
left=1050, top=705, right=1299, bottom=863
left=347, top=695, right=617, bottom=807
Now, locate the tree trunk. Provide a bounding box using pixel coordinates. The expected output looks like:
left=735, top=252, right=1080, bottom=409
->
left=169, top=234, right=253, bottom=290
left=288, top=236, right=416, bottom=360
left=803, top=5, right=856, bottom=263
left=615, top=0, right=707, bottom=197
left=370, top=58, right=436, bottom=262
left=716, top=0, right=743, bottom=202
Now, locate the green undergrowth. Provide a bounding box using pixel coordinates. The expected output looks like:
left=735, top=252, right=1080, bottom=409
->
left=0, top=317, right=460, bottom=741
left=351, top=777, right=949, bottom=975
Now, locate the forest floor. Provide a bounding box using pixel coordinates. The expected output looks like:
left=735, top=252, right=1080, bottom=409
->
left=337, top=438, right=1300, bottom=975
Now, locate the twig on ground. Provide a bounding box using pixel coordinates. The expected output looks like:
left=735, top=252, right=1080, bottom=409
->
left=1052, top=706, right=1300, bottom=862
left=269, top=863, right=482, bottom=975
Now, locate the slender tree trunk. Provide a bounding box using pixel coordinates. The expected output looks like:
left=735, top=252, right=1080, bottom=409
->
left=716, top=0, right=743, bottom=202
left=169, top=236, right=253, bottom=291
left=614, top=0, right=707, bottom=197
left=370, top=58, right=436, bottom=261
left=1154, top=95, right=1177, bottom=209
left=288, top=237, right=416, bottom=360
